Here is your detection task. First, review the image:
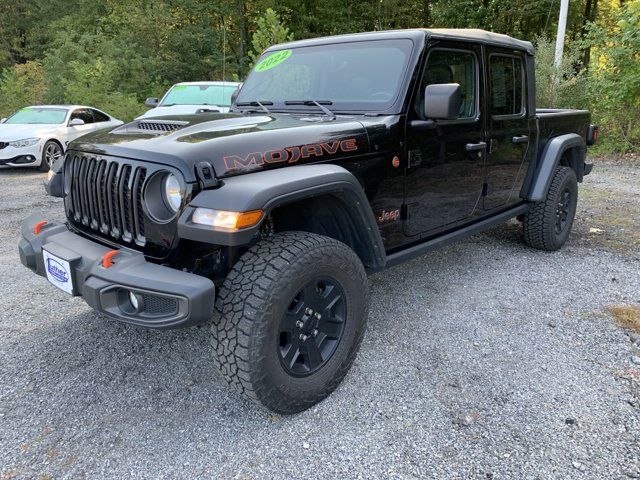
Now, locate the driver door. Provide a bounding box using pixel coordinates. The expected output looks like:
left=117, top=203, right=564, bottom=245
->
left=404, top=42, right=486, bottom=237
left=66, top=109, right=95, bottom=142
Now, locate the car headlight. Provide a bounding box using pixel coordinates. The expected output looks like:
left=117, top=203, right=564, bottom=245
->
left=9, top=138, right=40, bottom=148
left=163, top=173, right=183, bottom=212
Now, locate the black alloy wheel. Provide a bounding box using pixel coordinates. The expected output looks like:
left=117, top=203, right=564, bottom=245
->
left=278, top=277, right=346, bottom=377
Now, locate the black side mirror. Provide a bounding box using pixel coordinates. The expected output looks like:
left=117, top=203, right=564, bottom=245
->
left=145, top=97, right=159, bottom=108
left=230, top=87, right=240, bottom=105
left=424, top=83, right=461, bottom=120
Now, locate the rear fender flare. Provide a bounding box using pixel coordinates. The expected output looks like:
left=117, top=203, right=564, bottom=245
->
left=178, top=164, right=386, bottom=270
left=528, top=133, right=586, bottom=202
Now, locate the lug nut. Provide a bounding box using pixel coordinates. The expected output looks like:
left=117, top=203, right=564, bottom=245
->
left=311, top=329, right=318, bottom=337
left=315, top=313, right=322, bottom=320
left=296, top=321, right=304, bottom=329
left=305, top=308, right=313, bottom=315
left=299, top=334, right=308, bottom=342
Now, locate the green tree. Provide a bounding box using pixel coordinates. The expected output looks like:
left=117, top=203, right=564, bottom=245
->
left=250, top=8, right=294, bottom=62
left=584, top=0, right=640, bottom=151
left=0, top=61, right=48, bottom=117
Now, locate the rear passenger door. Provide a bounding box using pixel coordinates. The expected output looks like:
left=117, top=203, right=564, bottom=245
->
left=484, top=49, right=531, bottom=209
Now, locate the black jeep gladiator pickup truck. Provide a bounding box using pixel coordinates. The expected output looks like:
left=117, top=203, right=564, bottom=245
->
left=20, top=29, right=597, bottom=413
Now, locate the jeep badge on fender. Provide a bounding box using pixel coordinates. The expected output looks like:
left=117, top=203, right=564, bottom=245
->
left=19, top=29, right=596, bottom=414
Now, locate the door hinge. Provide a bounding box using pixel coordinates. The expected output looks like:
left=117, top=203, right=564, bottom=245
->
left=400, top=204, right=409, bottom=220
left=196, top=161, right=219, bottom=189
left=408, top=150, right=422, bottom=168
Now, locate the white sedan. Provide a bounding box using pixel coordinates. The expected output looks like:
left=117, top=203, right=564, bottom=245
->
left=0, top=105, right=123, bottom=171
left=137, top=81, right=241, bottom=119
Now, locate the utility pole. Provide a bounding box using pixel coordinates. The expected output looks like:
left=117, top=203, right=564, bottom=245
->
left=554, top=0, right=570, bottom=69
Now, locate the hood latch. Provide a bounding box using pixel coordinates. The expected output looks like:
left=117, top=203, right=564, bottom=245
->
left=196, top=161, right=219, bottom=189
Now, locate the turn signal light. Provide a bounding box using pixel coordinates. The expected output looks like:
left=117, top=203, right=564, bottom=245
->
left=192, top=208, right=264, bottom=230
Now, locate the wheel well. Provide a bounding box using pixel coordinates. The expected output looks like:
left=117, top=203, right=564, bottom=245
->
left=269, top=194, right=379, bottom=269
left=558, top=146, right=585, bottom=182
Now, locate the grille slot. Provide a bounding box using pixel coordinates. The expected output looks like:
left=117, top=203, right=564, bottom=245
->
left=66, top=155, right=147, bottom=246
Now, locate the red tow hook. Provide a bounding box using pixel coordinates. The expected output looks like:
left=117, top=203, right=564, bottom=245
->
left=101, top=250, right=120, bottom=268
left=33, top=220, right=48, bottom=235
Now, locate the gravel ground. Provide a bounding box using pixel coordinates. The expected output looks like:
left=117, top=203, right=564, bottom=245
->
left=1, top=159, right=639, bottom=479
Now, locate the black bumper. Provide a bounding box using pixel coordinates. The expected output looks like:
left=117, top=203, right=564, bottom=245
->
left=19, top=214, right=215, bottom=329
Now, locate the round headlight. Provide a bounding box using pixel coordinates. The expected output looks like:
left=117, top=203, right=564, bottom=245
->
left=163, top=174, right=182, bottom=212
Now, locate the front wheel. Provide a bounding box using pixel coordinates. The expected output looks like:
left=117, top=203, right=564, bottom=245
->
left=523, top=166, right=578, bottom=251
left=39, top=140, right=63, bottom=172
left=211, top=231, right=369, bottom=414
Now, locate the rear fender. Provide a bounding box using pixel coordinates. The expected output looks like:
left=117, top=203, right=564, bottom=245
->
left=528, top=133, right=586, bottom=202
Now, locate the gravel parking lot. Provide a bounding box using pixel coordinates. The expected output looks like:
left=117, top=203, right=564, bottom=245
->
left=1, top=159, right=639, bottom=479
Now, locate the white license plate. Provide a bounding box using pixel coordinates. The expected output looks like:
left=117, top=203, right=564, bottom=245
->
left=43, top=249, right=74, bottom=295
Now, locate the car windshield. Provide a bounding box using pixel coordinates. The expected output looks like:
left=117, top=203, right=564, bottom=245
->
left=236, top=39, right=414, bottom=112
left=5, top=107, right=68, bottom=124
left=160, top=84, right=236, bottom=107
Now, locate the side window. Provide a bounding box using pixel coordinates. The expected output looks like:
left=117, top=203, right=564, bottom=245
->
left=69, top=109, right=94, bottom=125
left=489, top=55, right=524, bottom=116
left=91, top=109, right=110, bottom=122
left=419, top=49, right=477, bottom=119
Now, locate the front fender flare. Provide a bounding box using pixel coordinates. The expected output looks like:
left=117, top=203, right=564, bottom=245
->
left=178, top=164, right=386, bottom=270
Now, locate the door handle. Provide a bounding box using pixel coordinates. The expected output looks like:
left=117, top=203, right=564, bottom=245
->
left=512, top=135, right=529, bottom=144
left=465, top=141, right=487, bottom=152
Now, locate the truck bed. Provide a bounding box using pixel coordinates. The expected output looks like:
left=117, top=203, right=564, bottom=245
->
left=535, top=108, right=591, bottom=158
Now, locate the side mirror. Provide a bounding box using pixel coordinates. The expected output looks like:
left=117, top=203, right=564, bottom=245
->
left=230, top=88, right=240, bottom=105
left=0, top=118, right=6, bottom=123
left=69, top=118, right=85, bottom=127
left=424, top=83, right=461, bottom=120
left=145, top=97, right=159, bottom=108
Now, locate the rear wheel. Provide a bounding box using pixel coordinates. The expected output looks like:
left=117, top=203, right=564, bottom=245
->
left=211, top=231, right=369, bottom=414
left=39, top=140, right=62, bottom=172
left=523, top=166, right=578, bottom=251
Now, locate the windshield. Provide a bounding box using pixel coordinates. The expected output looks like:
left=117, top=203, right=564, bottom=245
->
left=160, top=84, right=236, bottom=107
left=5, top=107, right=68, bottom=124
left=236, top=39, right=414, bottom=112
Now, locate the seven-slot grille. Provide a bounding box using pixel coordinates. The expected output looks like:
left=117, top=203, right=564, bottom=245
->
left=66, top=155, right=147, bottom=246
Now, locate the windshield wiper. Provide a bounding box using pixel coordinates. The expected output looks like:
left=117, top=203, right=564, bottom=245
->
left=284, top=100, right=336, bottom=119
left=235, top=100, right=273, bottom=114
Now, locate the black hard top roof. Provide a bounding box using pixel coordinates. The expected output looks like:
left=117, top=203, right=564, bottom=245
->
left=266, top=28, right=534, bottom=55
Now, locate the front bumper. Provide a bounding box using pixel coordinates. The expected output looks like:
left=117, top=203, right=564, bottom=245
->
left=19, top=214, right=215, bottom=328
left=0, top=143, right=41, bottom=166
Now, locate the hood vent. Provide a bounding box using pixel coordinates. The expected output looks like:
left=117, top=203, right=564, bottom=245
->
left=138, top=119, right=189, bottom=132
left=113, top=119, right=189, bottom=135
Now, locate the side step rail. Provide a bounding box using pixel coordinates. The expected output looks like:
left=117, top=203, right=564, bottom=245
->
left=385, top=203, right=530, bottom=269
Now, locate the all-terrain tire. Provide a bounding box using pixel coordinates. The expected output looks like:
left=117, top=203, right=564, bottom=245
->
left=523, top=166, right=578, bottom=251
left=211, top=231, right=369, bottom=414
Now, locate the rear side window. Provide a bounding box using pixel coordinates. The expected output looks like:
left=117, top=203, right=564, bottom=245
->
left=489, top=55, right=524, bottom=116
left=91, top=109, right=110, bottom=122
left=419, top=49, right=477, bottom=119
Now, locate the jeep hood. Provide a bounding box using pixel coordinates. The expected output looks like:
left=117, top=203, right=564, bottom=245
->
left=69, top=113, right=370, bottom=182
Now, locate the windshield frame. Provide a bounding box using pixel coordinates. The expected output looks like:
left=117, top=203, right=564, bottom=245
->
left=235, top=36, right=423, bottom=115
left=5, top=107, right=69, bottom=125
left=159, top=83, right=238, bottom=107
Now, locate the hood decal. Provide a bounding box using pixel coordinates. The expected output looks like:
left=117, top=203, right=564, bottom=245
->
left=223, top=138, right=359, bottom=173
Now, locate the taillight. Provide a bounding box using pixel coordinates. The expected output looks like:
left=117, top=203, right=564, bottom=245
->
left=587, top=125, right=599, bottom=146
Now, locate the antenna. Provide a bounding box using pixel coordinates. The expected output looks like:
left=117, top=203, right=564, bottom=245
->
left=222, top=20, right=227, bottom=82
